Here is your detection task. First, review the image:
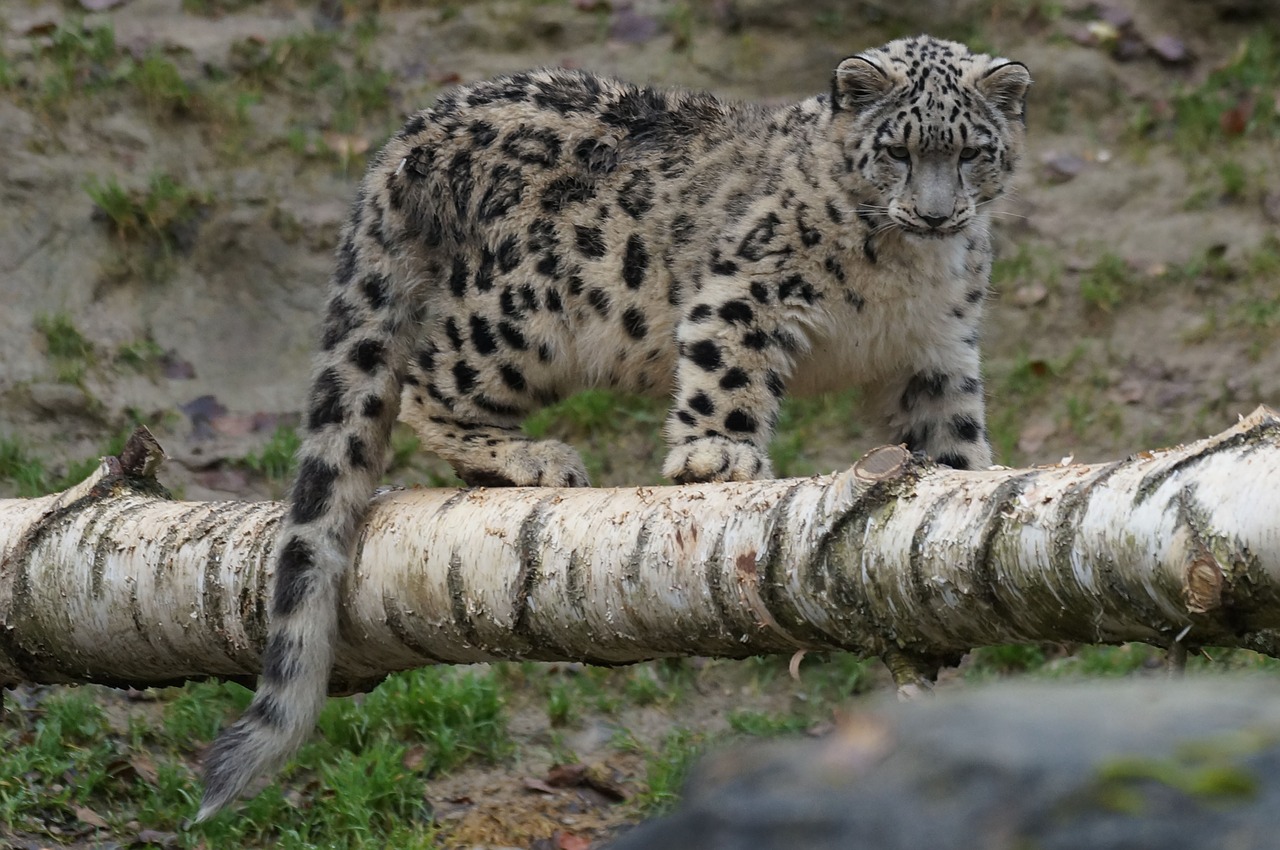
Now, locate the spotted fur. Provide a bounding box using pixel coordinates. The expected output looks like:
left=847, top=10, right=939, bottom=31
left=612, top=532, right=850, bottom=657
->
left=198, top=35, right=1031, bottom=818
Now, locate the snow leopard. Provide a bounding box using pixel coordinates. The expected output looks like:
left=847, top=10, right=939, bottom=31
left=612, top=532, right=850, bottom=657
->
left=198, top=34, right=1031, bottom=818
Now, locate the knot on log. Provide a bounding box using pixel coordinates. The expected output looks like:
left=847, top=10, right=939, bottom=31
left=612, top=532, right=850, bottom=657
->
left=1184, top=553, right=1224, bottom=614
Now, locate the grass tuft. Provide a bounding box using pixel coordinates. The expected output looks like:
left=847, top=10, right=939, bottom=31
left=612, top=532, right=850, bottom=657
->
left=35, top=312, right=95, bottom=384
left=242, top=424, right=302, bottom=484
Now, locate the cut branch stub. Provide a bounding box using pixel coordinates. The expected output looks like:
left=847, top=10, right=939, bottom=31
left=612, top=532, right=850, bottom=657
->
left=853, top=445, right=910, bottom=481
left=118, top=425, right=166, bottom=480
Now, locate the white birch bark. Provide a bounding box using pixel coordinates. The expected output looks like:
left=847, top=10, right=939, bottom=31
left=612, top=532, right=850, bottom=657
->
left=2, top=407, right=1279, bottom=694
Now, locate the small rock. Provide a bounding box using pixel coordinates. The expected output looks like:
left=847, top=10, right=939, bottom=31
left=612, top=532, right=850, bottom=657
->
left=1041, top=152, right=1087, bottom=183
left=1149, top=34, right=1192, bottom=64
left=99, top=112, right=154, bottom=148
left=1108, top=377, right=1145, bottom=405
left=161, top=352, right=197, bottom=380
left=1262, top=190, right=1280, bottom=224
left=11, top=5, right=60, bottom=35
left=27, top=381, right=94, bottom=417
left=1112, top=32, right=1147, bottom=62
left=609, top=7, right=661, bottom=43
left=1012, top=283, right=1049, bottom=307
left=180, top=394, right=227, bottom=439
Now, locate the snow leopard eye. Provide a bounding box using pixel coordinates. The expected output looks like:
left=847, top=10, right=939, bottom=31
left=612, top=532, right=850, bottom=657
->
left=959, top=146, right=980, bottom=161
left=887, top=145, right=910, bottom=161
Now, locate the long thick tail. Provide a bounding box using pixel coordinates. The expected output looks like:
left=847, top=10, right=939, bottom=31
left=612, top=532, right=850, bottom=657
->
left=198, top=128, right=435, bottom=820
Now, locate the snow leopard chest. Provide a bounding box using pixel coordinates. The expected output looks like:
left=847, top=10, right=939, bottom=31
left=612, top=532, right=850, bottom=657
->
left=786, top=235, right=975, bottom=397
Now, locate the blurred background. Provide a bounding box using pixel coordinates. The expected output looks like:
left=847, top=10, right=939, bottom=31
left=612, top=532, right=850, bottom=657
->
left=1, top=0, right=1278, bottom=846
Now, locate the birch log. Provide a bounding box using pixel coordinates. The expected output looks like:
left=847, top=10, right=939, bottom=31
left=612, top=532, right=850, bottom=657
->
left=2, top=407, right=1280, bottom=695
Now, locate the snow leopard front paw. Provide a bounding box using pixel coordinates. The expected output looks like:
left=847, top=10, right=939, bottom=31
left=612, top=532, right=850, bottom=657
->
left=456, top=438, right=591, bottom=488
left=662, top=437, right=773, bottom=484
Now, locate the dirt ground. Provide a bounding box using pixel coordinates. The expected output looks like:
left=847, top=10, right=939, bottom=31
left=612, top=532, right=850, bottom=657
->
left=1, top=0, right=1279, bottom=846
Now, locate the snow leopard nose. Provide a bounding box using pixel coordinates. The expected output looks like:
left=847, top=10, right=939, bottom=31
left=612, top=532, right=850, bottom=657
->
left=920, top=213, right=949, bottom=229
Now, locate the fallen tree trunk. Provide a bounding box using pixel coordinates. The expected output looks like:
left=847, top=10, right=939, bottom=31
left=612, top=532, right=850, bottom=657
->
left=2, top=407, right=1279, bottom=695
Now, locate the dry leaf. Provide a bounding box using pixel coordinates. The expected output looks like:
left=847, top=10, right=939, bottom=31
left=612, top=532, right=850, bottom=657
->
left=130, top=753, right=160, bottom=785
left=74, top=805, right=109, bottom=828
left=1220, top=99, right=1254, bottom=136
left=556, top=831, right=591, bottom=850
left=789, top=649, right=807, bottom=680
left=546, top=763, right=588, bottom=787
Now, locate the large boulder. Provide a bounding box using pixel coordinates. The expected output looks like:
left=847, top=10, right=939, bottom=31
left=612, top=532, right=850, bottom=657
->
left=610, top=678, right=1280, bottom=850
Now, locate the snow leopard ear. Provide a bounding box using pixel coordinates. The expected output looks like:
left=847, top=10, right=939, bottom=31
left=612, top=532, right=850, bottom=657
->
left=831, top=56, right=893, bottom=114
left=978, top=60, right=1032, bottom=124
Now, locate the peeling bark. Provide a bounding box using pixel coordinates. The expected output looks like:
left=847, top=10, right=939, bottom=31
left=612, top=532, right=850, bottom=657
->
left=2, top=408, right=1280, bottom=694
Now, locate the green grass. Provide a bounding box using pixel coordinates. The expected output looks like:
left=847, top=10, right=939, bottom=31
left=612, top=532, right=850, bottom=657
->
left=0, top=438, right=53, bottom=497
left=523, top=389, right=664, bottom=483
left=966, top=643, right=1051, bottom=679
left=35, top=20, right=122, bottom=106
left=35, top=312, right=95, bottom=384
left=1217, top=159, right=1248, bottom=200
left=4, top=646, right=1276, bottom=846
left=985, top=351, right=1066, bottom=463
left=194, top=665, right=499, bottom=844
left=770, top=391, right=864, bottom=478
left=1171, top=30, right=1280, bottom=151
left=241, top=424, right=302, bottom=485
left=115, top=337, right=167, bottom=374
left=1078, top=252, right=1132, bottom=312
left=2, top=669, right=502, bottom=847
left=317, top=667, right=509, bottom=771
left=0, top=689, right=119, bottom=829
left=0, top=419, right=148, bottom=497
left=1164, top=238, right=1280, bottom=357
left=726, top=709, right=813, bottom=737
left=130, top=53, right=195, bottom=118
left=546, top=681, right=579, bottom=727
left=628, top=727, right=707, bottom=814
left=85, top=173, right=209, bottom=251
left=36, top=312, right=93, bottom=363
